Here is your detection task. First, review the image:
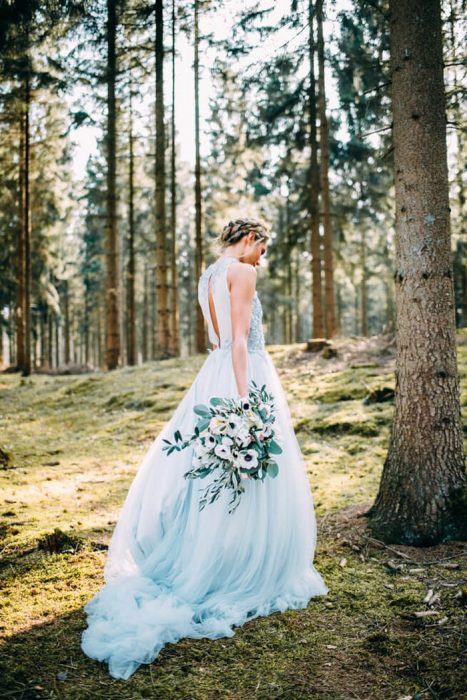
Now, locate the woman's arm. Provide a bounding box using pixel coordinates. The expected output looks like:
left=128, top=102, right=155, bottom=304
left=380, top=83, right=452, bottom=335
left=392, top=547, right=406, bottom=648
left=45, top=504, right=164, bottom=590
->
left=229, top=263, right=257, bottom=397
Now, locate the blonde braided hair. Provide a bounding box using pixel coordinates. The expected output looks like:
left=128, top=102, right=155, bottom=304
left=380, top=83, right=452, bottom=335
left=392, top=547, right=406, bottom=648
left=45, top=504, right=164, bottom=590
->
left=214, top=217, right=270, bottom=254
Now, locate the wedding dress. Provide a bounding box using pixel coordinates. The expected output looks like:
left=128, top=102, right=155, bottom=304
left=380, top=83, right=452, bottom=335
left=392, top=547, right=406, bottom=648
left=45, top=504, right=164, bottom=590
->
left=81, top=255, right=328, bottom=680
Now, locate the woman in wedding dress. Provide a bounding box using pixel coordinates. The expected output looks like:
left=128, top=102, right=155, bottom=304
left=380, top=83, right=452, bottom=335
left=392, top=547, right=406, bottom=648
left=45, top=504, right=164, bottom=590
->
left=81, top=217, right=328, bottom=680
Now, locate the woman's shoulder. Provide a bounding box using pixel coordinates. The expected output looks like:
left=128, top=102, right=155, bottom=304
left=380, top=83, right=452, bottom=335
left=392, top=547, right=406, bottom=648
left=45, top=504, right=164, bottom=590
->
left=227, top=261, right=257, bottom=293
left=229, top=260, right=257, bottom=279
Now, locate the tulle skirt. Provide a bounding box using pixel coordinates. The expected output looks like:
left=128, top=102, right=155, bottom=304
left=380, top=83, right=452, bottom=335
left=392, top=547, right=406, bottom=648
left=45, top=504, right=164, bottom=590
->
left=80, top=347, right=329, bottom=679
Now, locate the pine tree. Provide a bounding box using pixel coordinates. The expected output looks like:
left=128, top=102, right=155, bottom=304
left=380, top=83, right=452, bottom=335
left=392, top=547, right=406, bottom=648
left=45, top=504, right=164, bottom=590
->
left=367, top=0, right=466, bottom=544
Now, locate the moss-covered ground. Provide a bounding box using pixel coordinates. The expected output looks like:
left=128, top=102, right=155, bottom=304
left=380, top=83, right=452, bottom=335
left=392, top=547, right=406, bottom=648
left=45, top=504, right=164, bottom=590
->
left=1, top=331, right=466, bottom=699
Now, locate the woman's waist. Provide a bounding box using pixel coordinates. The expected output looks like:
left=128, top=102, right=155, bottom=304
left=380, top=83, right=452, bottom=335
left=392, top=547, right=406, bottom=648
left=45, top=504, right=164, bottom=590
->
left=208, top=341, right=266, bottom=355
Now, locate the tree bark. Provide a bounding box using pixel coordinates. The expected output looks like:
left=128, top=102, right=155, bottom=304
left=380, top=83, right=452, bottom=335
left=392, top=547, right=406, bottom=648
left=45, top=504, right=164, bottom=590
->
left=359, top=209, right=369, bottom=337
left=23, top=72, right=31, bottom=376
left=105, top=0, right=120, bottom=370
left=142, top=263, right=149, bottom=362
left=194, top=0, right=206, bottom=354
left=16, top=103, right=26, bottom=372
left=169, top=0, right=180, bottom=357
left=63, top=279, right=70, bottom=365
left=155, top=0, right=172, bottom=358
left=368, top=0, right=466, bottom=544
left=126, top=82, right=136, bottom=366
left=308, top=0, right=323, bottom=339
left=317, top=0, right=337, bottom=339
left=285, top=198, right=293, bottom=345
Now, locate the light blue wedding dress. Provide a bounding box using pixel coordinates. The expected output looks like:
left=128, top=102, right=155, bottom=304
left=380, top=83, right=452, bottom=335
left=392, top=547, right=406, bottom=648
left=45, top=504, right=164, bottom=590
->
left=81, top=256, right=328, bottom=679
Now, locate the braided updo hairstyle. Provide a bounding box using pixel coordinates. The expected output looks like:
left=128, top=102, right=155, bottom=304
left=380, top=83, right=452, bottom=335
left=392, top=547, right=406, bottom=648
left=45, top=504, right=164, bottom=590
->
left=213, top=217, right=270, bottom=255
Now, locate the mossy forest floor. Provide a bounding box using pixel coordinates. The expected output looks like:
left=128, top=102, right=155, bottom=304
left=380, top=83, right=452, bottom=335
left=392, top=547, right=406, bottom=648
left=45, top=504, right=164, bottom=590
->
left=1, top=331, right=466, bottom=700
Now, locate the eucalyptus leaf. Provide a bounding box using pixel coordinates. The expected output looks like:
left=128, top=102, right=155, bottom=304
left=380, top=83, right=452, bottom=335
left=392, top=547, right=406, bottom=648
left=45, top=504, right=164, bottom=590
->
left=268, top=440, right=282, bottom=454
left=268, top=461, right=279, bottom=478
left=194, top=405, right=211, bottom=417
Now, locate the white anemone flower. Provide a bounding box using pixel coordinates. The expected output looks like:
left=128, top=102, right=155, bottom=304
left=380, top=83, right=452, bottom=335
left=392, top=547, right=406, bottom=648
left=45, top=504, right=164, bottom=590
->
left=214, top=443, right=233, bottom=460
left=209, top=416, right=230, bottom=435
left=235, top=429, right=253, bottom=448
left=225, top=414, right=244, bottom=437
left=237, top=449, right=259, bottom=469
left=259, top=402, right=272, bottom=418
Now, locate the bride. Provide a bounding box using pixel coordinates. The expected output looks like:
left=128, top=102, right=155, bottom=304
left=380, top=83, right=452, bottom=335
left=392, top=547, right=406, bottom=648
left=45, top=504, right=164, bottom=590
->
left=81, top=217, right=328, bottom=680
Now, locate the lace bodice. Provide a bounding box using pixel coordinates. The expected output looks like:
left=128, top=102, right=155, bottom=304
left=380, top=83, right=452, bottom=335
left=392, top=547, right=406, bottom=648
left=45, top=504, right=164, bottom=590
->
left=198, top=256, right=266, bottom=353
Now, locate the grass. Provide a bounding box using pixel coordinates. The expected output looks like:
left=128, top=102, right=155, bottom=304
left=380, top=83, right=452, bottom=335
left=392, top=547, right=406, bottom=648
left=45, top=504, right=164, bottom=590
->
left=0, top=331, right=466, bottom=699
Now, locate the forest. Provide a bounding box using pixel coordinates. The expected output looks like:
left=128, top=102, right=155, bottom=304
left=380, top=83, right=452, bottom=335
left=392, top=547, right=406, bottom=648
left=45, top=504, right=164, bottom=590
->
left=0, top=0, right=466, bottom=698
left=0, top=0, right=463, bottom=370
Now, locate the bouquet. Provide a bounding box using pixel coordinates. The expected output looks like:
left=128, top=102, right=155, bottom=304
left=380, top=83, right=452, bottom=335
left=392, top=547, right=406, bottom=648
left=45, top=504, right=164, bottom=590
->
left=162, top=380, right=283, bottom=513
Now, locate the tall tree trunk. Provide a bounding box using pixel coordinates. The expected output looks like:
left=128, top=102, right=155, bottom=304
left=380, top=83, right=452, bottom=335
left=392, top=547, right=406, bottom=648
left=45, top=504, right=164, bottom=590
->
left=294, top=246, right=301, bottom=343
left=142, top=263, right=149, bottom=362
left=105, top=0, right=120, bottom=370
left=155, top=0, right=172, bottom=358
left=359, top=216, right=368, bottom=336
left=368, top=0, right=466, bottom=544
left=54, top=313, right=59, bottom=368
left=16, top=106, right=26, bottom=371
left=194, top=0, right=206, bottom=354
left=308, top=0, right=323, bottom=339
left=317, top=0, right=337, bottom=339
left=23, top=72, right=31, bottom=376
left=285, top=198, right=293, bottom=345
left=63, top=279, right=70, bottom=365
left=48, top=312, right=53, bottom=368
left=126, top=83, right=136, bottom=366
left=168, top=0, right=180, bottom=356
left=151, top=267, right=157, bottom=359
left=16, top=73, right=32, bottom=375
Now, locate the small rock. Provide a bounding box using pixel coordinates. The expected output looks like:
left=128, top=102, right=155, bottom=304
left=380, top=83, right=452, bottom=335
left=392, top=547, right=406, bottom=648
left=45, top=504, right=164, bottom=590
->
left=339, top=557, right=347, bottom=567
left=56, top=671, right=68, bottom=681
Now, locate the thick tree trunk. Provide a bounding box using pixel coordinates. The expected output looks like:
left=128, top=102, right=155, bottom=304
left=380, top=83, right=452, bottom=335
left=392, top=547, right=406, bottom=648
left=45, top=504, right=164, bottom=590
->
left=105, top=0, right=120, bottom=370
left=169, top=0, right=180, bottom=357
left=126, top=84, right=136, bottom=366
left=317, top=0, right=337, bottom=339
left=194, top=0, right=206, bottom=354
left=154, top=0, right=172, bottom=358
left=368, top=0, right=466, bottom=544
left=308, top=0, right=323, bottom=339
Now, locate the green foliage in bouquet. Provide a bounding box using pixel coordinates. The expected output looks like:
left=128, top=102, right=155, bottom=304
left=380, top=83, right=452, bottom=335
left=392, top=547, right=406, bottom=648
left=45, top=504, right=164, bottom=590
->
left=162, top=380, right=283, bottom=513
